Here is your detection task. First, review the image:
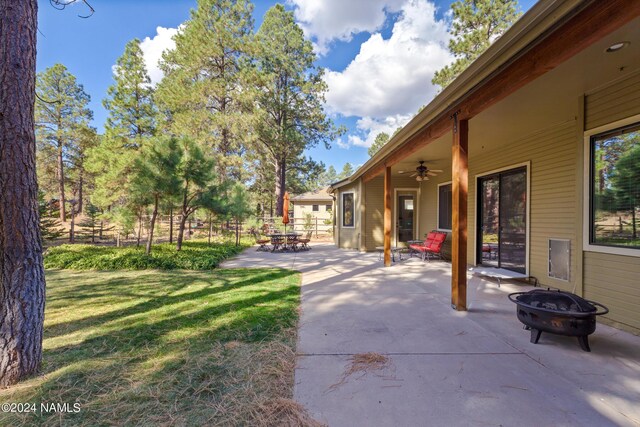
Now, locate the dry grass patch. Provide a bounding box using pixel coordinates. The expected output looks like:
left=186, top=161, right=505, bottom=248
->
left=329, top=352, right=392, bottom=391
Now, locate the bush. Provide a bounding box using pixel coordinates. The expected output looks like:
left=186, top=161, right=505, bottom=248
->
left=44, top=238, right=252, bottom=271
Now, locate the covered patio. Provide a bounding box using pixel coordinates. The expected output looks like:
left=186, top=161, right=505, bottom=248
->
left=223, top=243, right=640, bottom=426
left=330, top=0, right=640, bottom=334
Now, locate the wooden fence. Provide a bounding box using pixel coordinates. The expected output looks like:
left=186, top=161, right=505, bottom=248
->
left=46, top=214, right=334, bottom=246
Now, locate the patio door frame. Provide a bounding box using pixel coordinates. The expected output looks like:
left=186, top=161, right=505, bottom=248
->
left=474, top=161, right=531, bottom=275
left=393, top=188, right=420, bottom=247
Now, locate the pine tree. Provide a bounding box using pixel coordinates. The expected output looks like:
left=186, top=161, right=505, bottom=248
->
left=39, top=192, right=65, bottom=243
left=432, top=0, right=521, bottom=88
left=77, top=202, right=102, bottom=243
left=368, top=132, right=390, bottom=157
left=104, top=38, right=156, bottom=142
left=226, top=184, right=252, bottom=246
left=316, top=165, right=339, bottom=187
left=131, top=137, right=182, bottom=255
left=325, top=165, right=338, bottom=184
left=339, top=163, right=355, bottom=179
left=0, top=0, right=45, bottom=387
left=254, top=4, right=343, bottom=216
left=287, top=158, right=325, bottom=194
left=68, top=125, right=98, bottom=215
left=246, top=154, right=276, bottom=217
left=175, top=138, right=226, bottom=251
left=157, top=0, right=255, bottom=181
left=35, top=63, right=93, bottom=222
left=87, top=38, right=156, bottom=212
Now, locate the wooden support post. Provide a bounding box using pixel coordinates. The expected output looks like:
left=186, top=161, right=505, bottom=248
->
left=384, top=165, right=392, bottom=267
left=451, top=116, right=468, bottom=311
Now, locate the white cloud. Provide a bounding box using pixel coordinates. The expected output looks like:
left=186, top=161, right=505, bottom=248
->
left=325, top=0, right=451, bottom=119
left=288, top=0, right=405, bottom=55
left=335, top=138, right=351, bottom=149
left=347, top=114, right=412, bottom=148
left=323, top=0, right=452, bottom=148
left=139, top=26, right=179, bottom=85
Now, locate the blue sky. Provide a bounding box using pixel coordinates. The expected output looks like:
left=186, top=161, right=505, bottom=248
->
left=37, top=0, right=535, bottom=172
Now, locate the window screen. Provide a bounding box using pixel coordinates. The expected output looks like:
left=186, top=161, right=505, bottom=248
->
left=590, top=123, right=640, bottom=249
left=438, top=184, right=452, bottom=230
left=342, top=193, right=354, bottom=227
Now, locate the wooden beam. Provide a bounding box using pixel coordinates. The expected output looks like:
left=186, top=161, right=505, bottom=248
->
left=384, top=166, right=392, bottom=267
left=451, top=117, right=468, bottom=311
left=361, top=0, right=640, bottom=182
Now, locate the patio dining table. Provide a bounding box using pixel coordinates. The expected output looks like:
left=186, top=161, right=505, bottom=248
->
left=267, top=232, right=301, bottom=252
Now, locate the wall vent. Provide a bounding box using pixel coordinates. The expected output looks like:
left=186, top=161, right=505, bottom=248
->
left=548, top=239, right=570, bottom=281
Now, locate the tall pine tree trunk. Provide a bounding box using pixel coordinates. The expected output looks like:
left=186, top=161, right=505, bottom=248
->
left=275, top=158, right=286, bottom=216
left=176, top=191, right=189, bottom=251
left=77, top=169, right=84, bottom=215
left=136, top=210, right=142, bottom=247
left=0, top=0, right=46, bottom=387
left=169, top=206, right=174, bottom=244
left=57, top=145, right=66, bottom=222
left=176, top=214, right=188, bottom=251
left=146, top=195, right=159, bottom=255
left=208, top=213, right=212, bottom=245
left=69, top=207, right=75, bottom=243
left=633, top=205, right=637, bottom=240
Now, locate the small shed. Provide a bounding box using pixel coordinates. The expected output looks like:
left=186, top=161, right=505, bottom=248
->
left=291, top=187, right=333, bottom=221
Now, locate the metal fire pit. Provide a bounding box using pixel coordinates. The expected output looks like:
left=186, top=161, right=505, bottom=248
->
left=508, top=289, right=608, bottom=352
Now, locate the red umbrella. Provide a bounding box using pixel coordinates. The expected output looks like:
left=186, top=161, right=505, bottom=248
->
left=282, top=192, right=290, bottom=232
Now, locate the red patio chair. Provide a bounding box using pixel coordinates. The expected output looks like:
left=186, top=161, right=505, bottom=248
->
left=409, top=231, right=437, bottom=259
left=410, top=231, right=447, bottom=261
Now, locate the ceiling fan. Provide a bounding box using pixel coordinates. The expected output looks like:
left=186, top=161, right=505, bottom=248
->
left=408, top=161, right=442, bottom=182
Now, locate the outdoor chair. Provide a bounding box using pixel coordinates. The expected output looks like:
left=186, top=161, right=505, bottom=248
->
left=285, top=234, right=300, bottom=252
left=270, top=235, right=285, bottom=252
left=409, top=231, right=436, bottom=258
left=297, top=231, right=312, bottom=250
left=482, top=243, right=497, bottom=260
left=253, top=231, right=271, bottom=252
left=410, top=231, right=447, bottom=261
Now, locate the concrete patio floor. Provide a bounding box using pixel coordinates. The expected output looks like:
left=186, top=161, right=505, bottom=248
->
left=223, top=243, right=640, bottom=427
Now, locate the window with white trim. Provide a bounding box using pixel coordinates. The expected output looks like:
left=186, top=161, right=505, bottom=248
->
left=590, top=122, right=640, bottom=250
left=342, top=193, right=354, bottom=227
left=438, top=183, right=452, bottom=231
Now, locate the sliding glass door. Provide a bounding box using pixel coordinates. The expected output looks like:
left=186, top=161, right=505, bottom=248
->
left=478, top=167, right=527, bottom=273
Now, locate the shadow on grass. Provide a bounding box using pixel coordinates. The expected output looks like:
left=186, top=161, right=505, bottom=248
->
left=45, top=269, right=292, bottom=339
left=0, top=267, right=301, bottom=426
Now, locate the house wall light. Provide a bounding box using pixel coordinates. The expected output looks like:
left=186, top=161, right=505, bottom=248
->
left=605, top=41, right=629, bottom=53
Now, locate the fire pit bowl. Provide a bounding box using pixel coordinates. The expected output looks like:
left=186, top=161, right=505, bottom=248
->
left=508, top=289, right=608, bottom=352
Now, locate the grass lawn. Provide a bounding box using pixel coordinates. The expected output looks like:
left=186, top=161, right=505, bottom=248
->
left=0, top=267, right=308, bottom=426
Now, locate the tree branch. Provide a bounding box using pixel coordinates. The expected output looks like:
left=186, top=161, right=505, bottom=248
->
left=50, top=0, right=95, bottom=18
